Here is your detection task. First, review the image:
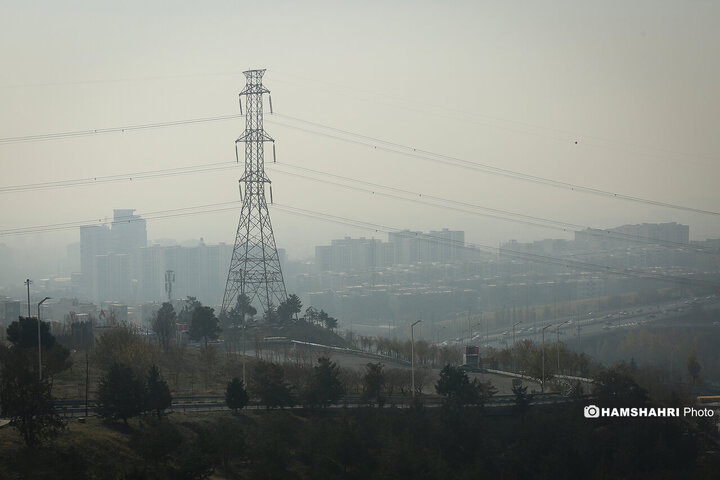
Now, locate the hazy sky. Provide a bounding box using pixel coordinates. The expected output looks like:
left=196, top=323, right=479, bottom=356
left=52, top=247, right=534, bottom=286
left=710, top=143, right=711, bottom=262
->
left=2, top=0, right=719, bottom=266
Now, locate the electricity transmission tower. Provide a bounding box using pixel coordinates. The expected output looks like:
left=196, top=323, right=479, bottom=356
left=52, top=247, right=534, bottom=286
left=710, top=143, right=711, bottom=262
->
left=222, top=69, right=287, bottom=316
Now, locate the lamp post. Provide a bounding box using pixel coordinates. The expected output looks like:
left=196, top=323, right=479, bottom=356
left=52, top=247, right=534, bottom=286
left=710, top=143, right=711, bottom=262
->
left=24, top=279, right=32, bottom=317
left=556, top=320, right=570, bottom=374
left=541, top=324, right=552, bottom=392
left=484, top=312, right=489, bottom=346
left=37, top=296, right=51, bottom=381
left=512, top=321, right=522, bottom=372
left=411, top=320, right=422, bottom=397
left=242, top=310, right=246, bottom=386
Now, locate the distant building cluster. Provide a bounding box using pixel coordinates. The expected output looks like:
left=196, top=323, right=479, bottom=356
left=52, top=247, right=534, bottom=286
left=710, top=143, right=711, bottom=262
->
left=10, top=214, right=713, bottom=331
left=79, top=209, right=147, bottom=303
left=314, top=228, right=466, bottom=273
left=500, top=222, right=690, bottom=258
left=78, top=209, right=252, bottom=307
left=575, top=222, right=689, bottom=252
left=136, top=242, right=236, bottom=305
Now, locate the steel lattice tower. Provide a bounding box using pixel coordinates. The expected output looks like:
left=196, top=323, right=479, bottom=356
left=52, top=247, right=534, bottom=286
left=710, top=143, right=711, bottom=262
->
left=222, top=69, right=287, bottom=315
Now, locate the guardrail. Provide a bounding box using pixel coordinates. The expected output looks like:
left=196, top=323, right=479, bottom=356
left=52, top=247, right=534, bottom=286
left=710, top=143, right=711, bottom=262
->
left=55, top=391, right=572, bottom=417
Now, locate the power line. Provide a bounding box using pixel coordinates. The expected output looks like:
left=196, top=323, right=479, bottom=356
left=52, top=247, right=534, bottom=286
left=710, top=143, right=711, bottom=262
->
left=2, top=109, right=717, bottom=217
left=1, top=150, right=709, bottom=254
left=269, top=203, right=720, bottom=290
left=268, top=162, right=712, bottom=254
left=0, top=70, right=246, bottom=89
left=0, top=201, right=241, bottom=237
left=0, top=113, right=243, bottom=145
left=271, top=70, right=715, bottom=168
left=7, top=67, right=707, bottom=168
left=0, top=162, right=240, bottom=194
left=268, top=114, right=720, bottom=217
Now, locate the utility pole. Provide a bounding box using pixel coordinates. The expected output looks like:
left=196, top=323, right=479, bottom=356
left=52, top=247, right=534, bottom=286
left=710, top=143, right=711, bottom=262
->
left=467, top=310, right=471, bottom=345
left=85, top=323, right=90, bottom=418
left=512, top=320, right=522, bottom=372
left=484, top=312, right=488, bottom=346
left=222, top=69, right=287, bottom=317
left=242, top=310, right=247, bottom=386
left=556, top=320, right=569, bottom=374
left=37, top=296, right=51, bottom=381
left=542, top=324, right=553, bottom=393
left=411, top=320, right=422, bottom=397
left=24, top=278, right=32, bottom=317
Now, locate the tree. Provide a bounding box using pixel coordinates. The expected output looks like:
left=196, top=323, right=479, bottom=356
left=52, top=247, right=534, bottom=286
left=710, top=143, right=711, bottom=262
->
left=323, top=313, right=339, bottom=332
left=436, top=364, right=496, bottom=407
left=188, top=306, right=221, bottom=347
left=687, top=349, right=701, bottom=387
left=277, top=294, right=302, bottom=324
left=595, top=366, right=648, bottom=409
left=152, top=302, right=176, bottom=352
left=7, top=316, right=57, bottom=349
left=262, top=305, right=280, bottom=325
left=146, top=365, right=172, bottom=419
left=303, top=306, right=319, bottom=326
left=413, top=368, right=432, bottom=396
left=229, top=294, right=257, bottom=325
left=178, top=296, right=202, bottom=325
left=221, top=295, right=257, bottom=355
left=248, top=361, right=294, bottom=409
left=96, top=363, right=147, bottom=425
left=225, top=377, right=249, bottom=411
left=0, top=345, right=65, bottom=448
left=512, top=383, right=533, bottom=412
left=303, top=357, right=345, bottom=408
left=93, top=324, right=156, bottom=373
left=6, top=316, right=71, bottom=378
left=361, top=362, right=385, bottom=406
left=317, top=310, right=330, bottom=329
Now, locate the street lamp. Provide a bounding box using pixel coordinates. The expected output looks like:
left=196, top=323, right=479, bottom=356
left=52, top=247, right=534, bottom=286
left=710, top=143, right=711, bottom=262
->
left=541, top=324, right=553, bottom=393
left=512, top=321, right=522, bottom=372
left=242, top=309, right=246, bottom=386
left=556, top=320, right=570, bottom=375
left=410, top=320, right=422, bottom=397
left=37, top=296, right=51, bottom=381
left=24, top=279, right=32, bottom=317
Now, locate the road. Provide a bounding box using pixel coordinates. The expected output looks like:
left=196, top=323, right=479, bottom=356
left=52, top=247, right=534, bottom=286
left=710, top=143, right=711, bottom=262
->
left=450, top=295, right=720, bottom=350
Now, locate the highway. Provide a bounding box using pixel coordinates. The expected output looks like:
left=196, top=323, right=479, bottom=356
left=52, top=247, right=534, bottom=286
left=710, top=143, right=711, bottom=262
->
left=447, top=294, right=720, bottom=350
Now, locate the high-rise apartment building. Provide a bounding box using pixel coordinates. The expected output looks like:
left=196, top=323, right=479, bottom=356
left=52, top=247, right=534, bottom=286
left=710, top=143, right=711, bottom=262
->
left=79, top=209, right=146, bottom=303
